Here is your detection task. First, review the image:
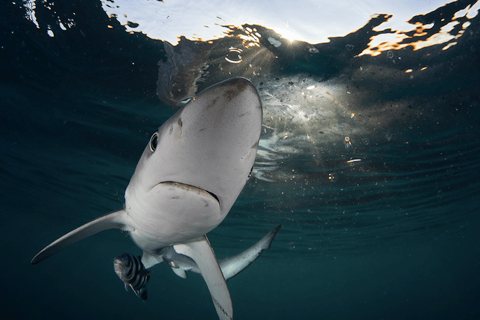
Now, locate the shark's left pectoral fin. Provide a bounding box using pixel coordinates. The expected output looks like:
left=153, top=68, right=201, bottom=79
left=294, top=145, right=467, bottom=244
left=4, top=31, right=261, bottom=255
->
left=174, top=237, right=233, bottom=320
left=31, top=210, right=133, bottom=265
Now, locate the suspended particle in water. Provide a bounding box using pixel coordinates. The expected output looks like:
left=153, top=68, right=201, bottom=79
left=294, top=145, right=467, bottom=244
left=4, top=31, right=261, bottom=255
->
left=344, top=136, right=352, bottom=150
left=345, top=44, right=354, bottom=51
left=347, top=159, right=362, bottom=166
left=328, top=173, right=336, bottom=182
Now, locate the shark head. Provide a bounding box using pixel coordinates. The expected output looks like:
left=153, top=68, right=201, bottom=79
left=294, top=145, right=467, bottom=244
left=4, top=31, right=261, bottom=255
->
left=124, top=77, right=262, bottom=248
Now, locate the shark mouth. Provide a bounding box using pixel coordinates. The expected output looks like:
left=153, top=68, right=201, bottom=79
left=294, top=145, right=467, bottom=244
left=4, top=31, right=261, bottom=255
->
left=157, top=181, right=220, bottom=205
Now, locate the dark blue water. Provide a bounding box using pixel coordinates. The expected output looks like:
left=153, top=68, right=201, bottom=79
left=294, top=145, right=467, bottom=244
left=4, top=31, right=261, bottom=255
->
left=2, top=1, right=480, bottom=319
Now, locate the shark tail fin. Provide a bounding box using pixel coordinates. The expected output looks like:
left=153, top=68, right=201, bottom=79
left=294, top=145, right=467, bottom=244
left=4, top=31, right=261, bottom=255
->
left=31, top=210, right=132, bottom=265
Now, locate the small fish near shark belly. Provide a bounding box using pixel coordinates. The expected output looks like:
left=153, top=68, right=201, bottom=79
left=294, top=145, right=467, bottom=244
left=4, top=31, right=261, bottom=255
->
left=114, top=253, right=151, bottom=301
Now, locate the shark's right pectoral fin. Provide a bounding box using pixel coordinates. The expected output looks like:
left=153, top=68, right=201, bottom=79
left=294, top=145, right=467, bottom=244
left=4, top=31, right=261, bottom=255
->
left=31, top=210, right=133, bottom=265
left=174, top=236, right=233, bottom=320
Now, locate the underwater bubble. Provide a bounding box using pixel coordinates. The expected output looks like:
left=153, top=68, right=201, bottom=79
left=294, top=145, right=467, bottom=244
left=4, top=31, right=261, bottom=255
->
left=225, top=47, right=243, bottom=64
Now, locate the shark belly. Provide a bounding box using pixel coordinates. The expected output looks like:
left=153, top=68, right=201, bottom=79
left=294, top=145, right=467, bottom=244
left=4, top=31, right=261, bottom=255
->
left=126, top=182, right=222, bottom=253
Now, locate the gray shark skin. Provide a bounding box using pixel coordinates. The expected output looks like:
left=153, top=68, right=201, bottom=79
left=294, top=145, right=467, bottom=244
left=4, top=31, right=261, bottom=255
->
left=31, top=78, right=272, bottom=320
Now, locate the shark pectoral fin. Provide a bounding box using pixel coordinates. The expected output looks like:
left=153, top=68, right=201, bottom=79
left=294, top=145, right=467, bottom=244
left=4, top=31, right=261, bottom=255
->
left=172, top=267, right=188, bottom=279
left=219, top=225, right=282, bottom=281
left=174, top=236, right=233, bottom=320
left=31, top=210, right=132, bottom=265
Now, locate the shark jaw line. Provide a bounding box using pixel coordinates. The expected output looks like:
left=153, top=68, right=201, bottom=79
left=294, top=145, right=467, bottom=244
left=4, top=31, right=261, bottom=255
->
left=153, top=181, right=220, bottom=206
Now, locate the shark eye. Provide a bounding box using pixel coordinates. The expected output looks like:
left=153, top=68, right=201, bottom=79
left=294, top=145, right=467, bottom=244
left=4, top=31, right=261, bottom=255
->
left=149, top=132, right=158, bottom=152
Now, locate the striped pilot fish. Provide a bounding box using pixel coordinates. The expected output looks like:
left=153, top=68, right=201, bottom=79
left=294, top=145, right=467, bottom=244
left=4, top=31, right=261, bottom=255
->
left=114, top=253, right=151, bottom=300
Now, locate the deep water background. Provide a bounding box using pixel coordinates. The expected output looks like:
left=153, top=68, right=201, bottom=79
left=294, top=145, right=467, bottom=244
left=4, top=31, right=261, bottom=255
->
left=1, top=1, right=480, bottom=319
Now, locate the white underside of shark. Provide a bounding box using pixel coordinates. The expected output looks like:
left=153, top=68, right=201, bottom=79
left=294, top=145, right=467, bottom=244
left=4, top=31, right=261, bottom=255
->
left=31, top=78, right=275, bottom=320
